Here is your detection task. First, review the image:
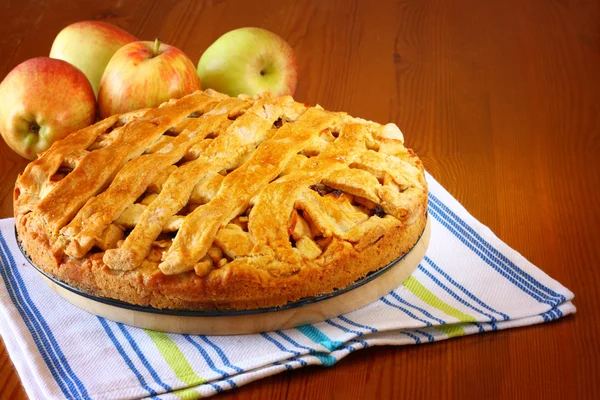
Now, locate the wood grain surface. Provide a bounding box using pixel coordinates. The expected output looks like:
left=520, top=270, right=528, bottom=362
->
left=1, top=0, right=599, bottom=399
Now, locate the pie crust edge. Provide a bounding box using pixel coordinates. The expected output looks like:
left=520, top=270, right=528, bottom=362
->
left=15, top=204, right=427, bottom=310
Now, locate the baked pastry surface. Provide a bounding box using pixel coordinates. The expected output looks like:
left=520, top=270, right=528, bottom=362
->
left=14, top=89, right=428, bottom=310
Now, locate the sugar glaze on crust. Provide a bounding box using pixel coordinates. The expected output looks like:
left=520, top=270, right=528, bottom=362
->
left=14, top=89, right=428, bottom=310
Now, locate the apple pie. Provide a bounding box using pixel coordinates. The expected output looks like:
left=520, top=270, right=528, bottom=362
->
left=14, top=89, right=428, bottom=310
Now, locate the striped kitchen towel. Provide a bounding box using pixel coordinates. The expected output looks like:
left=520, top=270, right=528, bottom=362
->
left=0, top=173, right=575, bottom=399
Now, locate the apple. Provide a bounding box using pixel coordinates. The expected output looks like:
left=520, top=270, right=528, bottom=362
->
left=98, top=39, right=201, bottom=118
left=197, top=27, right=297, bottom=97
left=50, top=21, right=137, bottom=96
left=0, top=57, right=96, bottom=160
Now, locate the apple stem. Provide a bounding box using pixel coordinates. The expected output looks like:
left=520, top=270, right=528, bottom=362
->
left=153, top=38, right=161, bottom=57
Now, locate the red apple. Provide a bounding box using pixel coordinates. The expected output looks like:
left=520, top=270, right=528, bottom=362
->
left=98, top=39, right=201, bottom=118
left=50, top=21, right=137, bottom=96
left=0, top=57, right=96, bottom=160
left=197, top=27, right=297, bottom=97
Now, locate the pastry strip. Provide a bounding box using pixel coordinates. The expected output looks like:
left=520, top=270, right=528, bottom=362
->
left=61, top=98, right=226, bottom=257
left=36, top=92, right=216, bottom=234
left=157, top=107, right=335, bottom=275
left=104, top=96, right=304, bottom=271
left=248, top=122, right=368, bottom=262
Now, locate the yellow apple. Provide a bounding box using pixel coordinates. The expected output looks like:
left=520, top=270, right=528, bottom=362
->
left=197, top=27, right=297, bottom=97
left=50, top=21, right=137, bottom=96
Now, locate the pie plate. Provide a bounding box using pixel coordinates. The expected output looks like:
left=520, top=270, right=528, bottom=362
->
left=15, top=217, right=430, bottom=335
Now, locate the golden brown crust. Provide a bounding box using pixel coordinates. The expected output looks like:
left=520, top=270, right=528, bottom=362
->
left=15, top=206, right=426, bottom=310
left=14, top=89, right=428, bottom=311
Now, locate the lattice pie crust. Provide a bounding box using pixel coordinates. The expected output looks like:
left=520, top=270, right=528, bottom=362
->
left=14, top=89, right=428, bottom=310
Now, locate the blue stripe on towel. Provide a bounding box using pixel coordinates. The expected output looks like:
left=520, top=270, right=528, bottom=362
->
left=98, top=318, right=157, bottom=397
left=554, top=307, right=563, bottom=318
left=275, top=331, right=316, bottom=353
left=417, top=265, right=499, bottom=322
left=323, top=320, right=368, bottom=348
left=336, top=315, right=378, bottom=333
left=273, top=357, right=304, bottom=371
left=541, top=312, right=550, bottom=323
left=260, top=333, right=307, bottom=367
left=387, top=291, right=447, bottom=325
left=275, top=331, right=337, bottom=366
left=402, top=331, right=421, bottom=344
left=346, top=339, right=366, bottom=351
left=0, top=232, right=89, bottom=399
left=428, top=204, right=556, bottom=306
left=0, top=241, right=73, bottom=398
left=117, top=324, right=172, bottom=392
left=429, top=193, right=565, bottom=303
left=296, top=325, right=343, bottom=352
left=423, top=256, right=510, bottom=321
left=184, top=335, right=237, bottom=390
left=197, top=336, right=244, bottom=374
left=380, top=296, right=433, bottom=326
left=472, top=322, right=486, bottom=333
left=413, top=329, right=436, bottom=342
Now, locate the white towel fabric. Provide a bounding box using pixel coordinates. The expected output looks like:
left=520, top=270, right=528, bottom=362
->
left=0, top=173, right=575, bottom=399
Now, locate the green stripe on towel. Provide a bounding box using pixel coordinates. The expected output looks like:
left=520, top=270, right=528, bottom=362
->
left=436, top=324, right=466, bottom=338
left=403, top=276, right=475, bottom=337
left=145, top=330, right=205, bottom=396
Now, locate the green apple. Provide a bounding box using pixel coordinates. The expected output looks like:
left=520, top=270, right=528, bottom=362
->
left=98, top=39, right=201, bottom=118
left=0, top=57, right=96, bottom=159
left=197, top=27, right=297, bottom=97
left=50, top=21, right=137, bottom=96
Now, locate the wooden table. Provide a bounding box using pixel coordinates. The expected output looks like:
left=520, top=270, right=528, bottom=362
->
left=1, top=0, right=599, bottom=398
